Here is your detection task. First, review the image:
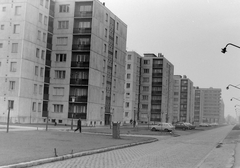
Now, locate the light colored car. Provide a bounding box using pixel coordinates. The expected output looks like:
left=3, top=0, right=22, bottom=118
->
left=209, top=123, right=218, bottom=126
left=199, top=123, right=209, bottom=127
left=151, top=123, right=175, bottom=132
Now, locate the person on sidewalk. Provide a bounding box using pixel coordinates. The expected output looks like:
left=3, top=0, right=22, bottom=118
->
left=74, top=118, right=81, bottom=133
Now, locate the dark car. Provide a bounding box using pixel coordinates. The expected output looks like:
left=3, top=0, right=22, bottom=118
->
left=174, top=123, right=189, bottom=130
left=184, top=123, right=196, bottom=130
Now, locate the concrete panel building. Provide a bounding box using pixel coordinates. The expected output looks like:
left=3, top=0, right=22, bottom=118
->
left=0, top=0, right=127, bottom=126
left=139, top=53, right=174, bottom=124
left=193, top=86, right=204, bottom=125
left=123, top=51, right=141, bottom=124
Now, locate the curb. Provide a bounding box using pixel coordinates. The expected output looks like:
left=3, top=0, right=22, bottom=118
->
left=1, top=138, right=158, bottom=168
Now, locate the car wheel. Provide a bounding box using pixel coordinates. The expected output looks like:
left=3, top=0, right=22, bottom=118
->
left=182, top=128, right=186, bottom=131
left=151, top=127, right=156, bottom=131
left=164, top=129, right=169, bottom=132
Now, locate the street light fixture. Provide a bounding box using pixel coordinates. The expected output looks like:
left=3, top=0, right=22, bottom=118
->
left=221, top=43, right=240, bottom=53
left=231, top=97, right=240, bottom=101
left=226, top=84, right=240, bottom=90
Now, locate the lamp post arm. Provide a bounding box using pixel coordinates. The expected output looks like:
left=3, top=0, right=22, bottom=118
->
left=232, top=97, right=240, bottom=101
left=225, top=43, right=240, bottom=49
left=228, top=84, right=240, bottom=90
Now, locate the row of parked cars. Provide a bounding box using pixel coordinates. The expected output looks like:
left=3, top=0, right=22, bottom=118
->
left=150, top=122, right=196, bottom=132
left=199, top=123, right=219, bottom=127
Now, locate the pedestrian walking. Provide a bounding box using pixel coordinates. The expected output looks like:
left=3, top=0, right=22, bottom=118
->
left=74, top=118, right=81, bottom=133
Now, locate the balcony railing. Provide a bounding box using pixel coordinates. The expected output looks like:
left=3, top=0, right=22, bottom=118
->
left=152, top=73, right=162, bottom=77
left=71, top=61, right=89, bottom=68
left=152, top=91, right=162, bottom=95
left=151, top=100, right=161, bottom=104
left=151, top=109, right=161, bottom=113
left=43, top=94, right=49, bottom=100
left=75, top=12, right=92, bottom=18
left=69, top=96, right=87, bottom=102
left=152, top=82, right=162, bottom=86
left=73, top=28, right=91, bottom=34
left=72, top=44, right=90, bottom=51
left=70, top=78, right=88, bottom=85
left=47, top=43, right=52, bottom=50
left=153, top=64, right=163, bottom=68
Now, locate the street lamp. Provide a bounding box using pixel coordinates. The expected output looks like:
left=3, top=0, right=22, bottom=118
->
left=231, top=97, right=240, bottom=101
left=226, top=84, right=240, bottom=90
left=221, top=43, right=240, bottom=53
left=71, top=97, right=75, bottom=130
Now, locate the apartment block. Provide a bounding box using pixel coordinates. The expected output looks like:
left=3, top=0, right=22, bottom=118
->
left=193, top=86, right=204, bottom=125
left=0, top=0, right=127, bottom=126
left=139, top=53, right=174, bottom=124
left=200, top=88, right=222, bottom=123
left=123, top=51, right=141, bottom=124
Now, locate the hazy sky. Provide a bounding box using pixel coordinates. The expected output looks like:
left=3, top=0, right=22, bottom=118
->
left=103, top=0, right=240, bottom=118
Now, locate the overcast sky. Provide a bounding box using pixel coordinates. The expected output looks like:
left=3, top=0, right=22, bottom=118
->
left=103, top=0, right=240, bottom=118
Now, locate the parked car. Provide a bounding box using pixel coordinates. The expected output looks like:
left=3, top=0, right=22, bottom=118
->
left=209, top=123, right=218, bottom=126
left=199, top=123, right=209, bottom=127
left=174, top=123, right=189, bottom=130
left=151, top=123, right=175, bottom=132
left=184, top=123, right=196, bottom=129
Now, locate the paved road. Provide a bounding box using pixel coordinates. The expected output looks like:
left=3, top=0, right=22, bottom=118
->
left=32, top=126, right=234, bottom=168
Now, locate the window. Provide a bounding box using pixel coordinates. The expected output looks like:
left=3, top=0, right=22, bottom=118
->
left=79, top=21, right=91, bottom=28
left=0, top=43, right=3, bottom=48
left=37, top=30, right=41, bottom=40
left=125, top=112, right=128, bottom=117
left=1, top=25, right=4, bottom=30
left=127, top=64, right=131, bottom=69
left=54, top=104, right=63, bottom=113
left=102, top=75, right=105, bottom=85
left=43, top=33, right=46, bottom=42
left=101, top=91, right=104, bottom=100
left=39, top=85, right=43, bottom=94
left=34, top=84, right=37, bottom=94
left=35, top=66, right=38, bottom=76
left=38, top=103, right=42, bottom=112
left=125, top=102, right=129, bottom=108
left=153, top=69, right=162, bottom=73
left=106, top=13, right=108, bottom=22
left=143, top=69, right=149, bottom=73
left=10, top=62, right=17, bottom=72
left=126, top=83, right=130, bottom=88
left=117, top=22, right=119, bottom=30
left=36, top=48, right=40, bottom=57
left=45, top=0, right=49, bottom=8
left=40, top=67, right=44, bottom=77
left=13, top=24, right=20, bottom=34
left=41, top=50, right=45, bottom=59
left=115, top=50, right=117, bottom=59
left=142, top=104, right=148, bottom=109
left=55, top=70, right=65, bottom=79
left=11, top=43, right=18, bottom=53
left=127, top=55, right=131, bottom=60
left=116, top=36, right=118, bottom=45
left=79, top=5, right=92, bottom=12
left=143, top=60, right=150, bottom=64
left=59, top=5, right=69, bottom=13
left=143, top=77, right=149, bottom=83
left=104, top=44, right=107, bottom=52
left=39, top=13, right=42, bottom=22
left=56, top=54, right=66, bottom=62
left=40, top=0, right=43, bottom=5
left=53, top=87, right=64, bottom=96
left=127, top=73, right=131, bottom=79
left=9, top=81, right=15, bottom=91
left=32, top=102, right=36, bottom=112
left=142, top=95, right=148, bottom=100
left=114, top=65, right=117, bottom=74
left=2, top=7, right=6, bottom=12
left=58, top=21, right=69, bottom=29
left=44, top=16, right=48, bottom=25
left=143, top=86, right=149, bottom=91
left=8, top=100, right=14, bottom=109
left=105, top=28, right=107, bottom=37
left=114, top=79, right=116, bottom=88
left=56, top=37, right=68, bottom=45
left=15, top=6, right=21, bottom=15
left=113, top=94, right=115, bottom=102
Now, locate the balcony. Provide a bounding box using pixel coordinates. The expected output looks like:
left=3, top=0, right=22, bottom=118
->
left=151, top=100, right=161, bottom=104
left=152, top=73, right=162, bottom=77
left=72, top=44, right=90, bottom=51
left=45, top=60, right=51, bottom=67
left=43, top=94, right=49, bottom=100
left=69, top=95, right=87, bottom=102
left=68, top=112, right=86, bottom=119
left=47, top=43, right=52, bottom=50
left=70, top=78, right=88, bottom=85
left=153, top=64, right=163, bottom=68
left=75, top=12, right=92, bottom=18
left=44, top=77, right=50, bottom=83
left=151, top=109, right=161, bottom=113
left=71, top=61, right=89, bottom=68
left=152, top=82, right=162, bottom=86
left=73, top=28, right=91, bottom=34
left=152, top=91, right=162, bottom=95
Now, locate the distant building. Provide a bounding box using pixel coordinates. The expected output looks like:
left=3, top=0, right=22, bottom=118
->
left=200, top=88, right=222, bottom=123
left=0, top=0, right=127, bottom=126
left=139, top=53, right=174, bottom=124
left=219, top=98, right=225, bottom=124
left=124, top=51, right=141, bottom=124
left=193, top=86, right=204, bottom=125
left=173, top=75, right=194, bottom=123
